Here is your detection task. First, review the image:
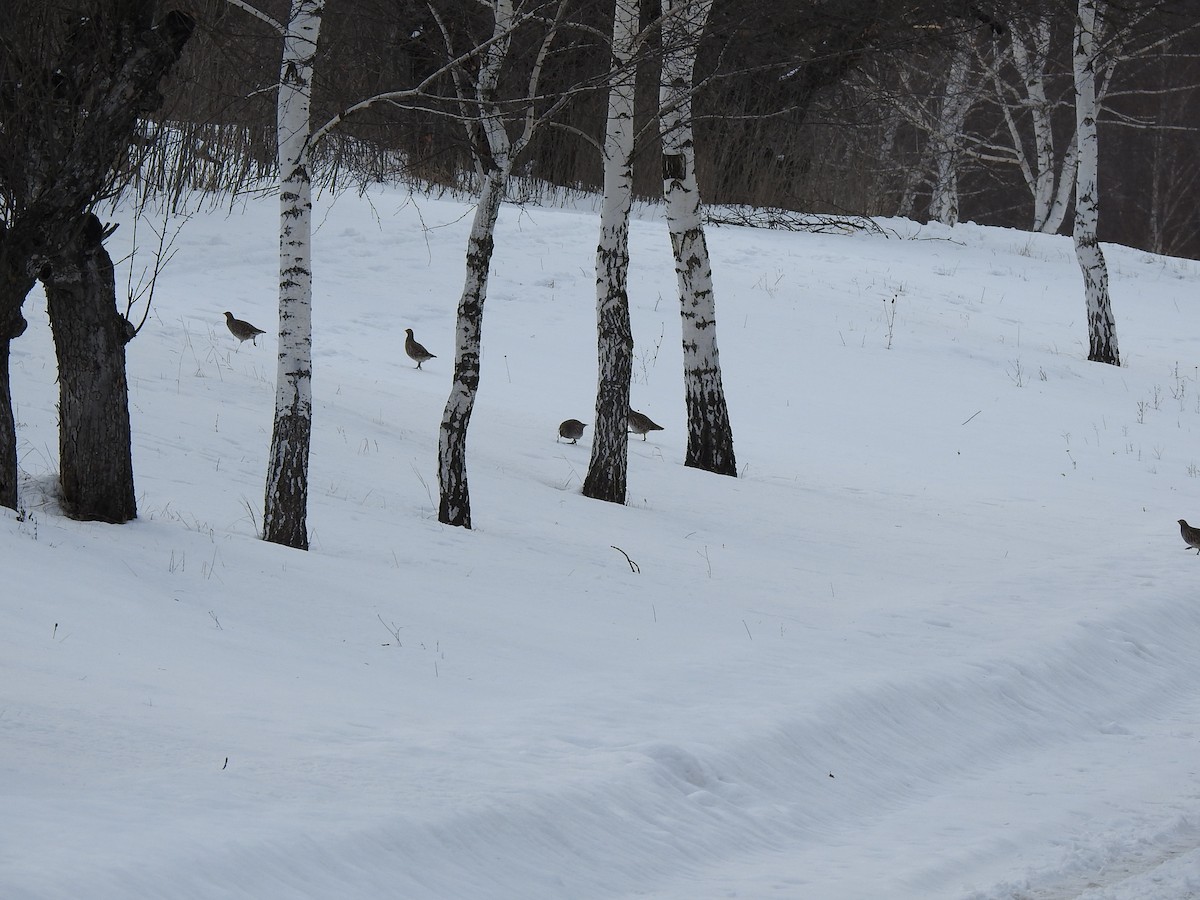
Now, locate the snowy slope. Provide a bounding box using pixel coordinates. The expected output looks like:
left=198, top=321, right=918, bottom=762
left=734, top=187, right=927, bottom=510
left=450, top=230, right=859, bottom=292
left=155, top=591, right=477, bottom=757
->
left=3, top=188, right=1200, bottom=899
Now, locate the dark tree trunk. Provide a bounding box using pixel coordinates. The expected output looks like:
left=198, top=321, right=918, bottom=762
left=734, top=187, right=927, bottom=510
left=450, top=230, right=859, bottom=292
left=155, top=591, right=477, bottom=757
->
left=0, top=337, right=18, bottom=511
left=0, top=232, right=34, bottom=512
left=0, top=6, right=194, bottom=514
left=682, top=356, right=737, bottom=474
left=41, top=215, right=137, bottom=523
left=263, top=403, right=312, bottom=550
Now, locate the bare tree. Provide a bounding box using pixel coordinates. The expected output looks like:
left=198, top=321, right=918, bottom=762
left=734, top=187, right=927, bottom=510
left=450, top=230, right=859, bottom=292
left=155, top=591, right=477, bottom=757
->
left=220, top=0, right=595, bottom=537
left=1143, top=43, right=1200, bottom=256
left=583, top=0, right=641, bottom=505
left=929, top=30, right=982, bottom=225
left=433, top=0, right=579, bottom=528
left=223, top=0, right=324, bottom=550
left=660, top=0, right=735, bottom=476
left=1073, top=0, right=1119, bottom=366
left=990, top=12, right=1079, bottom=233
left=0, top=1, right=194, bottom=516
left=268, top=0, right=323, bottom=549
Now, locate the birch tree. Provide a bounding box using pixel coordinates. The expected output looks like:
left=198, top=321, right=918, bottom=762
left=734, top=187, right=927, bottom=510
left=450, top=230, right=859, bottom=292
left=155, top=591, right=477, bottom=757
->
left=660, top=0, right=736, bottom=477
left=985, top=6, right=1178, bottom=240
left=435, top=0, right=574, bottom=528
left=226, top=0, right=578, bottom=536
left=1072, top=0, right=1119, bottom=366
left=994, top=14, right=1079, bottom=234
left=263, top=0, right=323, bottom=548
left=929, top=31, right=980, bottom=226
left=223, top=0, right=322, bottom=549
left=583, top=0, right=640, bottom=505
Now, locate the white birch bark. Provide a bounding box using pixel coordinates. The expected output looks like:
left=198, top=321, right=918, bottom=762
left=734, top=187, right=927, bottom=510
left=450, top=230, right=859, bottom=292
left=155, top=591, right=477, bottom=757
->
left=929, top=34, right=977, bottom=226
left=984, top=17, right=1072, bottom=233
left=1072, top=0, right=1119, bottom=366
left=437, top=0, right=517, bottom=528
left=583, top=0, right=638, bottom=505
left=262, top=0, right=322, bottom=548
left=1042, top=133, right=1079, bottom=236
left=660, top=0, right=735, bottom=476
left=1008, top=17, right=1058, bottom=231
left=999, top=16, right=1078, bottom=235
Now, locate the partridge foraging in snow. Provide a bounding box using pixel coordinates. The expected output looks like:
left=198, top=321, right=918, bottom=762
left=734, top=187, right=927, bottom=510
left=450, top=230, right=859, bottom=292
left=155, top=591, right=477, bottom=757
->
left=558, top=419, right=587, bottom=444
left=405, top=328, right=436, bottom=370
left=224, top=311, right=266, bottom=347
left=628, top=409, right=664, bottom=440
left=1179, top=519, right=1200, bottom=554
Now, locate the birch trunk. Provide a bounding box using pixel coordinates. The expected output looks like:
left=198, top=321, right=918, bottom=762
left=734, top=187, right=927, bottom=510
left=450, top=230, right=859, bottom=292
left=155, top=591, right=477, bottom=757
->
left=1005, top=17, right=1077, bottom=235
left=1008, top=17, right=1057, bottom=232
left=660, top=0, right=735, bottom=477
left=262, top=0, right=322, bottom=549
left=1072, top=0, right=1119, bottom=366
left=42, top=216, right=136, bottom=523
left=438, top=170, right=506, bottom=528
left=1042, top=134, right=1078, bottom=236
left=437, top=0, right=516, bottom=528
left=929, top=35, right=976, bottom=226
left=583, top=0, right=638, bottom=505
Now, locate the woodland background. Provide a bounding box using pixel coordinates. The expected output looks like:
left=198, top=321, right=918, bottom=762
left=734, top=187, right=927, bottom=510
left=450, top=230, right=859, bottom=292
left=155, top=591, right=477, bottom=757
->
left=140, top=0, right=1200, bottom=258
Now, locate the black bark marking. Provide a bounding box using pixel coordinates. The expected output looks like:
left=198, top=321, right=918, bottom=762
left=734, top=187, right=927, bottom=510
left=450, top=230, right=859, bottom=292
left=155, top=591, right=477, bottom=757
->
left=662, top=153, right=686, bottom=180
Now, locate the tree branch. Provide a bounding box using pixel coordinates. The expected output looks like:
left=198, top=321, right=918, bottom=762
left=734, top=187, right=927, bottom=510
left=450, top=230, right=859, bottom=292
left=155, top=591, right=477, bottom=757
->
left=223, top=0, right=284, bottom=34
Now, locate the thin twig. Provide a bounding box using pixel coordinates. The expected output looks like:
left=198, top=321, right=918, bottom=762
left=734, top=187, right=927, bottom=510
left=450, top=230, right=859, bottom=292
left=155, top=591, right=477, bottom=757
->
left=611, top=545, right=640, bottom=573
left=377, top=613, right=403, bottom=646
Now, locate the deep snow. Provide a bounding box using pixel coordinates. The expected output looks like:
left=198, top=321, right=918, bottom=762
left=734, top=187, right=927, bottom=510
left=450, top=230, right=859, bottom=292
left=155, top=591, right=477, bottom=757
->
left=3, top=187, right=1200, bottom=899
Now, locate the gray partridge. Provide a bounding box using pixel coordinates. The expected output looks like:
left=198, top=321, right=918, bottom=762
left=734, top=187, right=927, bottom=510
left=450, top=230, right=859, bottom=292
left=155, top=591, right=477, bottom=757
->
left=558, top=419, right=587, bottom=444
left=405, top=328, right=436, bottom=369
left=224, top=311, right=266, bottom=347
left=628, top=410, right=663, bottom=440
left=1179, top=519, right=1200, bottom=554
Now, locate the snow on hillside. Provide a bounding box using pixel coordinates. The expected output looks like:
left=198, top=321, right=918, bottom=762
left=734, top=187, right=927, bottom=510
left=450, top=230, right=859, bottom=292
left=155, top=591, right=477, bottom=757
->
left=4, top=187, right=1200, bottom=899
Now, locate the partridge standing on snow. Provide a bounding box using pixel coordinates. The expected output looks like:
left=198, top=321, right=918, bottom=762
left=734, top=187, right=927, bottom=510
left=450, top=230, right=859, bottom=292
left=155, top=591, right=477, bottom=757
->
left=558, top=419, right=587, bottom=444
left=224, top=311, right=266, bottom=347
left=628, top=410, right=664, bottom=440
left=1179, top=519, right=1200, bottom=554
left=405, top=328, right=436, bottom=369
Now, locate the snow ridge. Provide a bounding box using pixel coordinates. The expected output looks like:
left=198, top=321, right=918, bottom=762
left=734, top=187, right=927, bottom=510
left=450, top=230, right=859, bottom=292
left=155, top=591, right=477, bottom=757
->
left=23, top=592, right=1200, bottom=900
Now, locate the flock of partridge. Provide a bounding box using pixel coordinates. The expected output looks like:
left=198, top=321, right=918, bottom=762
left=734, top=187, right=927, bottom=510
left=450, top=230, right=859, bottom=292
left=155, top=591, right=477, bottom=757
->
left=231, top=312, right=1200, bottom=544
left=225, top=313, right=663, bottom=445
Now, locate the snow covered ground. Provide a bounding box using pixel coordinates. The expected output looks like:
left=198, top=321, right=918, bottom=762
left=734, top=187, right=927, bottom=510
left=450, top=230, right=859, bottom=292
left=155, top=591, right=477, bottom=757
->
left=4, top=186, right=1200, bottom=899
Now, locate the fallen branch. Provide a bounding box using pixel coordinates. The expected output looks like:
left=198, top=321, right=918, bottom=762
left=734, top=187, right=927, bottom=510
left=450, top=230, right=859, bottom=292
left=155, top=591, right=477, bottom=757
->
left=611, top=545, right=640, bottom=573
left=377, top=613, right=403, bottom=646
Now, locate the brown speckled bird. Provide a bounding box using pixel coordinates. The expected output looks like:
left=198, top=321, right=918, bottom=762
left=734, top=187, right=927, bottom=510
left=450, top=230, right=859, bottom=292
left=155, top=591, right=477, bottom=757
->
left=558, top=419, right=587, bottom=444
left=1179, top=519, right=1200, bottom=554
left=405, top=328, right=436, bottom=370
left=224, top=311, right=265, bottom=347
left=627, top=410, right=663, bottom=440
